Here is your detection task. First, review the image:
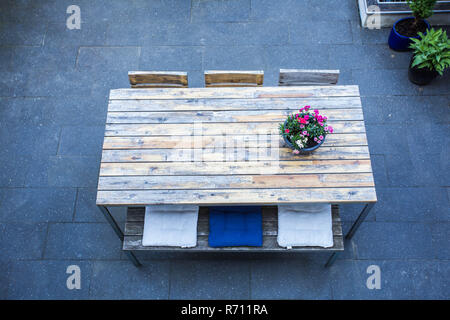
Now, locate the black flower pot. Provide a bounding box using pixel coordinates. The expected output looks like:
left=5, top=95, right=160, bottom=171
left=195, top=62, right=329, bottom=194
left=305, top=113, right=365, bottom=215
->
left=408, top=56, right=438, bottom=85
left=282, top=128, right=325, bottom=155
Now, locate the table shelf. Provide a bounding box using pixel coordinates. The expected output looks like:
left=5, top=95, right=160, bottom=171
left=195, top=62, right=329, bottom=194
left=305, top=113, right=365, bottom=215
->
left=123, top=205, right=344, bottom=252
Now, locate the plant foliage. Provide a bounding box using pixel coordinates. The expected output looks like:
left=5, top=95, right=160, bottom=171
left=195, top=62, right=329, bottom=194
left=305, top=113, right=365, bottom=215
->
left=407, top=0, right=437, bottom=20
left=409, top=28, right=450, bottom=75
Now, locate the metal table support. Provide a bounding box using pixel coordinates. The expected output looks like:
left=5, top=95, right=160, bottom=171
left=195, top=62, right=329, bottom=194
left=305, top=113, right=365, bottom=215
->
left=98, top=205, right=142, bottom=267
left=325, top=202, right=375, bottom=267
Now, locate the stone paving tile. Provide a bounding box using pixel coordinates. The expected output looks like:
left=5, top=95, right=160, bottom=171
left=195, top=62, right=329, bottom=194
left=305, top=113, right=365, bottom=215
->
left=328, top=44, right=410, bottom=70
left=0, top=261, right=9, bottom=299
left=44, top=223, right=122, bottom=260
left=74, top=188, right=126, bottom=223
left=373, top=187, right=450, bottom=222
left=170, top=260, right=250, bottom=299
left=0, top=222, right=48, bottom=262
left=192, top=0, right=251, bottom=22
left=90, top=260, right=170, bottom=299
left=250, top=0, right=356, bottom=22
left=44, top=22, right=107, bottom=48
left=250, top=257, right=332, bottom=299
left=77, top=46, right=140, bottom=71
left=140, top=46, right=203, bottom=71
left=353, top=69, right=424, bottom=96
left=23, top=69, right=94, bottom=97
left=431, top=223, right=450, bottom=260
left=203, top=46, right=265, bottom=70
left=365, top=124, right=411, bottom=155
left=46, top=155, right=101, bottom=188
left=264, top=45, right=330, bottom=70
left=0, top=46, right=13, bottom=72
left=352, top=222, right=434, bottom=260
left=370, top=154, right=389, bottom=188
left=289, top=20, right=353, bottom=45
left=58, top=126, right=105, bottom=156
left=330, top=260, right=449, bottom=299
left=0, top=188, right=76, bottom=223
left=6, top=260, right=93, bottom=299
left=166, top=22, right=290, bottom=46
left=0, top=71, right=28, bottom=97
left=361, top=95, right=450, bottom=125
left=0, top=19, right=46, bottom=46
left=40, top=96, right=108, bottom=127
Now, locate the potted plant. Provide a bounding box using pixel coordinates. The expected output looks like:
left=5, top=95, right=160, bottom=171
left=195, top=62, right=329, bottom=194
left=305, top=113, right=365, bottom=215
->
left=388, top=0, right=435, bottom=51
left=279, top=106, right=333, bottom=155
left=408, top=28, right=450, bottom=85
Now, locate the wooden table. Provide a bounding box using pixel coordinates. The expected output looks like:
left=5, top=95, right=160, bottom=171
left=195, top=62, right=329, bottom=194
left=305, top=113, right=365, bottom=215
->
left=96, top=86, right=377, bottom=267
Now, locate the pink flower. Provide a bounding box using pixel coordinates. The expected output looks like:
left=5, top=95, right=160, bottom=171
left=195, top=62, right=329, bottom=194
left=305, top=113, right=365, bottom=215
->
left=314, top=137, right=318, bottom=142
left=328, top=126, right=333, bottom=133
left=285, top=129, right=290, bottom=134
left=299, top=118, right=307, bottom=124
left=293, top=149, right=300, bottom=154
left=300, top=124, right=305, bottom=129
left=305, top=105, right=310, bottom=110
left=319, top=135, right=324, bottom=140
left=314, top=109, right=319, bottom=114
left=320, top=123, right=324, bottom=127
left=304, top=114, right=309, bottom=120
left=325, top=126, right=329, bottom=131
left=302, top=131, right=307, bottom=135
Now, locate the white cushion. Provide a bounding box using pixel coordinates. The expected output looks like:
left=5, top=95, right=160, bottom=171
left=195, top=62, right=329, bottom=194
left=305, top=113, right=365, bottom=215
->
left=277, top=204, right=333, bottom=248
left=142, top=205, right=199, bottom=247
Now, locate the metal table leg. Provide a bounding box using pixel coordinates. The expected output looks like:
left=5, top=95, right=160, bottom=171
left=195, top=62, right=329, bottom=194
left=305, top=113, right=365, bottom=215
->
left=98, top=206, right=141, bottom=267
left=325, top=202, right=375, bottom=267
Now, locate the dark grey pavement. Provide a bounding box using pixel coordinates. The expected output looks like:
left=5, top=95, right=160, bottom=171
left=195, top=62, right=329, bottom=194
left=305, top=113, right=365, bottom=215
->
left=0, top=0, right=449, bottom=299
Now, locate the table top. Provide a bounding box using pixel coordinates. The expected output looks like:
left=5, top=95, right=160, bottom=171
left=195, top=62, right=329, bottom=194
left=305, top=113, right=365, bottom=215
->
left=96, top=86, right=377, bottom=206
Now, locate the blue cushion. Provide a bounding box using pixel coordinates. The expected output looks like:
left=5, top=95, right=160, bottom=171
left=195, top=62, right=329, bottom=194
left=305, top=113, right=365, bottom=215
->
left=208, top=206, right=263, bottom=247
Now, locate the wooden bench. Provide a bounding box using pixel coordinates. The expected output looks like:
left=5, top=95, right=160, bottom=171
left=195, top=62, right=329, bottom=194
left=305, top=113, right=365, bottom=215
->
left=123, top=205, right=344, bottom=252
left=279, top=69, right=340, bottom=86
left=205, top=70, right=264, bottom=87
left=128, top=71, right=188, bottom=88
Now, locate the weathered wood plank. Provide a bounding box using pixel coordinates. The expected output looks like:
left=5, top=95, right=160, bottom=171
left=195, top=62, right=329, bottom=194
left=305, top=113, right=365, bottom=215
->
left=106, top=109, right=364, bottom=123
left=279, top=69, right=340, bottom=86
left=104, top=121, right=365, bottom=136
left=109, top=86, right=360, bottom=100
left=107, top=97, right=362, bottom=112
left=100, top=146, right=371, bottom=162
left=128, top=71, right=188, bottom=88
left=205, top=70, right=264, bottom=87
left=98, top=173, right=375, bottom=190
left=99, top=159, right=373, bottom=176
left=97, top=188, right=377, bottom=205
left=102, top=134, right=368, bottom=150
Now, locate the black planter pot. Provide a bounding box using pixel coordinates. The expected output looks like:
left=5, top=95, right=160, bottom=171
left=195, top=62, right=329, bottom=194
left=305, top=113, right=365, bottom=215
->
left=408, top=56, right=438, bottom=85
left=282, top=131, right=324, bottom=155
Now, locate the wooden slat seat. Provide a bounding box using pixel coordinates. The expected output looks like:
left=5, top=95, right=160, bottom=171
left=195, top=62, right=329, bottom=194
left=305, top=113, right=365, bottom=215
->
left=205, top=70, right=264, bottom=87
left=123, top=205, right=344, bottom=252
left=279, top=69, right=340, bottom=86
left=128, top=71, right=188, bottom=88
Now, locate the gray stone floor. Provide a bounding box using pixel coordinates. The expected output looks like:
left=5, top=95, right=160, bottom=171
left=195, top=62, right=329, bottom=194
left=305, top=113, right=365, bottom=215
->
left=0, top=0, right=449, bottom=299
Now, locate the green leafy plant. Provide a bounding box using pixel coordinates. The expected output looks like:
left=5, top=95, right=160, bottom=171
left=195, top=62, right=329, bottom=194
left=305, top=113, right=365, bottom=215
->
left=407, top=0, right=437, bottom=21
left=409, top=28, right=450, bottom=75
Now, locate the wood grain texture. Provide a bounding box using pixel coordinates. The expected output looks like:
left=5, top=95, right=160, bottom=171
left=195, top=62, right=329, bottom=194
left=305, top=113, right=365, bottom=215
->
left=128, top=71, right=188, bottom=88
left=122, top=205, right=344, bottom=251
left=109, top=85, right=360, bottom=100
left=100, top=146, right=371, bottom=162
left=97, top=85, right=376, bottom=206
left=279, top=69, right=340, bottom=86
left=205, top=70, right=264, bottom=87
